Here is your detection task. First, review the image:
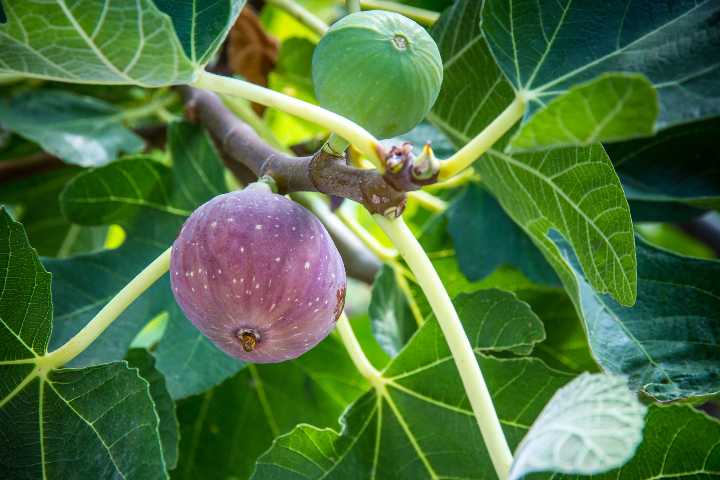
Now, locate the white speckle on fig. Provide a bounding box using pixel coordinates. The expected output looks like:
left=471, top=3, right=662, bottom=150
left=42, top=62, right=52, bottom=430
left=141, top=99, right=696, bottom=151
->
left=170, top=187, right=347, bottom=363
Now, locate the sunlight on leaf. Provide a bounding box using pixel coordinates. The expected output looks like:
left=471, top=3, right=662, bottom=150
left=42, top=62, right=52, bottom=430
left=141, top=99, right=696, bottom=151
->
left=509, top=373, right=646, bottom=479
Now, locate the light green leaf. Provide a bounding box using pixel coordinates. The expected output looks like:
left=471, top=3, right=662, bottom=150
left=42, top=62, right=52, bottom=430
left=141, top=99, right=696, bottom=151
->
left=482, top=0, right=720, bottom=131
left=511, top=74, right=658, bottom=151
left=552, top=233, right=720, bottom=402
left=0, top=208, right=167, bottom=480
left=368, top=265, right=418, bottom=357
left=45, top=122, right=243, bottom=398
left=173, top=332, right=368, bottom=480
left=481, top=145, right=637, bottom=306
left=252, top=289, right=564, bottom=479
left=0, top=0, right=244, bottom=86
left=510, top=373, right=646, bottom=479
left=0, top=90, right=144, bottom=167
left=430, top=0, right=637, bottom=306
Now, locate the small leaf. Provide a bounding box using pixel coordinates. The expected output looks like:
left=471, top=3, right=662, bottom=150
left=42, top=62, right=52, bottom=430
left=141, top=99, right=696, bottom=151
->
left=509, top=373, right=646, bottom=479
left=511, top=74, right=658, bottom=151
left=0, top=91, right=144, bottom=167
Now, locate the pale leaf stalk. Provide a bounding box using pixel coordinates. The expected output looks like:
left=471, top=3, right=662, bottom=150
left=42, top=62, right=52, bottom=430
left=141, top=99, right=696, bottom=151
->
left=374, top=215, right=513, bottom=479
left=193, top=71, right=383, bottom=166
left=266, top=0, right=328, bottom=37
left=336, top=207, right=398, bottom=261
left=346, top=0, right=361, bottom=14
left=41, top=247, right=172, bottom=369
left=407, top=190, right=447, bottom=212
left=438, top=94, right=526, bottom=180
left=336, top=313, right=384, bottom=388
left=359, top=0, right=440, bottom=26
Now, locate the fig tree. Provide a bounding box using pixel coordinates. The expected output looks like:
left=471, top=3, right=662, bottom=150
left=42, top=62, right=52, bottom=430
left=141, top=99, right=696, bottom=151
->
left=312, top=10, right=443, bottom=139
left=170, top=184, right=346, bottom=363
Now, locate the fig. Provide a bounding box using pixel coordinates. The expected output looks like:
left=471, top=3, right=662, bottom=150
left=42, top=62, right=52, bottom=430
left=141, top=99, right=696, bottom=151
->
left=170, top=184, right=346, bottom=363
left=312, top=10, right=443, bottom=139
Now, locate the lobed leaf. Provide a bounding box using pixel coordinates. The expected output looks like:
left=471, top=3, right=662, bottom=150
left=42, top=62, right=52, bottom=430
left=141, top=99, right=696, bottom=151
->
left=252, top=288, right=558, bottom=478
left=482, top=0, right=720, bottom=133
left=430, top=0, right=637, bottom=306
left=0, top=208, right=167, bottom=479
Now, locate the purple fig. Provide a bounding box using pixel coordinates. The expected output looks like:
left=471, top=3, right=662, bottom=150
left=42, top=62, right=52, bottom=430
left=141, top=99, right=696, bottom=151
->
left=170, top=184, right=346, bottom=363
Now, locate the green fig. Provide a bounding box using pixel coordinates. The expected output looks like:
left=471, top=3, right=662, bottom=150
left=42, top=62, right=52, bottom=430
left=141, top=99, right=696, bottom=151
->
left=312, top=11, right=443, bottom=139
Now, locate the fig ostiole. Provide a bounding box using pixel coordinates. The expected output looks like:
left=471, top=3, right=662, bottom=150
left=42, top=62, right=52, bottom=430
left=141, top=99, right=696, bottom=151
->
left=312, top=10, right=443, bottom=139
left=170, top=183, right=347, bottom=363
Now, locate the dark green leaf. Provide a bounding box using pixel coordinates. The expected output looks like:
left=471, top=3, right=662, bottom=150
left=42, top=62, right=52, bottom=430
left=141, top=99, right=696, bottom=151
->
left=482, top=0, right=720, bottom=131
left=0, top=208, right=167, bottom=479
left=0, top=167, right=107, bottom=257
left=608, top=116, right=720, bottom=212
left=174, top=333, right=368, bottom=480
left=368, top=265, right=418, bottom=357
left=0, top=90, right=144, bottom=166
left=553, top=232, right=720, bottom=402
left=447, top=184, right=558, bottom=285
left=126, top=348, right=179, bottom=469
left=154, top=304, right=243, bottom=399
left=252, top=288, right=558, bottom=478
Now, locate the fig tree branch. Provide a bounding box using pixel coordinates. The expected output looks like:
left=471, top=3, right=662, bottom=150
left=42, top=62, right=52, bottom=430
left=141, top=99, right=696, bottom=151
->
left=181, top=85, right=409, bottom=216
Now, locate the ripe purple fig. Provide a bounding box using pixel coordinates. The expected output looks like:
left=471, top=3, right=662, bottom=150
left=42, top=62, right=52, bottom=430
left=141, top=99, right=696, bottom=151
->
left=170, top=184, right=346, bottom=363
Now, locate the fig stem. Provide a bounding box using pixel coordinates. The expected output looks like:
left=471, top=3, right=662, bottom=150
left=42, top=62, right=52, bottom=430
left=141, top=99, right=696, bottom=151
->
left=357, top=0, right=440, bottom=26
left=265, top=0, right=328, bottom=37
left=346, top=0, right=361, bottom=14
left=336, top=313, right=383, bottom=386
left=336, top=206, right=399, bottom=261
left=438, top=94, right=526, bottom=181
left=374, top=215, right=513, bottom=479
left=407, top=190, right=447, bottom=213
left=40, top=247, right=172, bottom=370
left=192, top=71, right=384, bottom=168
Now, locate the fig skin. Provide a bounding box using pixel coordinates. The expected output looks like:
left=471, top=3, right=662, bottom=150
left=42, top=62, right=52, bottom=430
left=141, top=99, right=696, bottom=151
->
left=312, top=10, right=443, bottom=139
left=170, top=184, right=346, bottom=363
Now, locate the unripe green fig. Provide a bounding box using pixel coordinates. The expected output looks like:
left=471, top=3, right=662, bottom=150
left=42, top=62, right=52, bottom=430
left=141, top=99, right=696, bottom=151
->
left=312, top=10, right=443, bottom=139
